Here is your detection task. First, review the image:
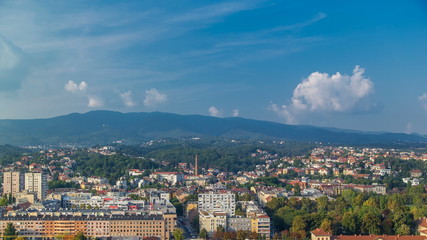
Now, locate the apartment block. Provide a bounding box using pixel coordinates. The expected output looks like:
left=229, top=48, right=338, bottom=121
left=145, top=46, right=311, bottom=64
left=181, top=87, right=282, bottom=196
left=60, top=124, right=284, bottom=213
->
left=3, top=172, right=24, bottom=196
left=199, top=210, right=227, bottom=236
left=198, top=191, right=235, bottom=216
left=0, top=214, right=167, bottom=240
left=24, top=172, right=48, bottom=201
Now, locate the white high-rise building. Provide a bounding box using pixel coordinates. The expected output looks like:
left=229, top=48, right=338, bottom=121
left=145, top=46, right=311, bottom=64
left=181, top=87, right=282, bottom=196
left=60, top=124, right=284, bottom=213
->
left=3, top=172, right=24, bottom=196
left=24, top=173, right=47, bottom=201
left=198, top=191, right=235, bottom=216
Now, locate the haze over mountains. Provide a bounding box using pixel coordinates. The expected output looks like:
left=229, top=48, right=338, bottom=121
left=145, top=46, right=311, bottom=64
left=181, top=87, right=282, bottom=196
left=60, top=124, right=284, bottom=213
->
left=0, top=110, right=425, bottom=146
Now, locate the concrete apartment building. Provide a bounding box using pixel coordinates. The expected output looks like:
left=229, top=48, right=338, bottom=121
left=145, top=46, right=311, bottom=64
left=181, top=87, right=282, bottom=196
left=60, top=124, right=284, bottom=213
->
left=199, top=210, right=227, bottom=235
left=199, top=210, right=271, bottom=238
left=198, top=200, right=271, bottom=238
left=3, top=172, right=47, bottom=202
left=3, top=172, right=24, bottom=196
left=24, top=172, right=48, bottom=201
left=0, top=214, right=167, bottom=240
left=198, top=190, right=236, bottom=216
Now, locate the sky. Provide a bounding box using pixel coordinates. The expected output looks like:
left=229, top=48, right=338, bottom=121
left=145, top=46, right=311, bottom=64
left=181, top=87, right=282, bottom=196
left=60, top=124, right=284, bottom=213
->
left=0, top=0, right=427, bottom=134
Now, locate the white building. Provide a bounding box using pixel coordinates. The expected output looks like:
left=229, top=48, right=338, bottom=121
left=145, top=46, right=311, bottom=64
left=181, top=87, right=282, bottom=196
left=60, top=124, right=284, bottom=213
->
left=198, top=191, right=235, bottom=216
left=150, top=172, right=184, bottom=186
left=24, top=172, right=47, bottom=201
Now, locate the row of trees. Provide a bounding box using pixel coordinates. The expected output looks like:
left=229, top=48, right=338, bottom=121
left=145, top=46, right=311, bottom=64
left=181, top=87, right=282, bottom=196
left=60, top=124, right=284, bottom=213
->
left=48, top=180, right=80, bottom=189
left=266, top=186, right=427, bottom=239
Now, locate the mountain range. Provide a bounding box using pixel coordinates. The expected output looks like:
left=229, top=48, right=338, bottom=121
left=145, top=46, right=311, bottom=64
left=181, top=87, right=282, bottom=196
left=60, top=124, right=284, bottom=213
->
left=0, top=110, right=425, bottom=146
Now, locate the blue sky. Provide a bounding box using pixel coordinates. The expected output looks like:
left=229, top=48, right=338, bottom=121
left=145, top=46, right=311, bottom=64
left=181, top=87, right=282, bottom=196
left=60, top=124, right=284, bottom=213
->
left=0, top=0, right=427, bottom=134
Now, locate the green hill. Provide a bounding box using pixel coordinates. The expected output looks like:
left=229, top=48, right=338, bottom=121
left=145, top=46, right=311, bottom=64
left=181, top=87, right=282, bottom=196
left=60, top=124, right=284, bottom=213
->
left=0, top=110, right=424, bottom=146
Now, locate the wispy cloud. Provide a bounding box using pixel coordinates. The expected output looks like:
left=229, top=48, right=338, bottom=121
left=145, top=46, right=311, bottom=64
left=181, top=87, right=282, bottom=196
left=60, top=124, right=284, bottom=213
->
left=166, top=1, right=261, bottom=23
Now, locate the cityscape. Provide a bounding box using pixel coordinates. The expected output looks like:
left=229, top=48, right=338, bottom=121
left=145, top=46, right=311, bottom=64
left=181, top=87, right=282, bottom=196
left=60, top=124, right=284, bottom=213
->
left=0, top=140, right=426, bottom=239
left=0, top=0, right=427, bottom=240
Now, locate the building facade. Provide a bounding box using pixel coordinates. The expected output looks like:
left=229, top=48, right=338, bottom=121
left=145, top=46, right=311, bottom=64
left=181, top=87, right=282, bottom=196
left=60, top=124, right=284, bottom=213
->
left=0, top=214, right=168, bottom=240
left=24, top=172, right=48, bottom=201
left=3, top=172, right=24, bottom=196
left=198, top=191, right=235, bottom=216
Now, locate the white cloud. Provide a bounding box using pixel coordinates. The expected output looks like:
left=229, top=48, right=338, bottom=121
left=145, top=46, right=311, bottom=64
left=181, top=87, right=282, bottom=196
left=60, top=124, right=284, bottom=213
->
left=143, top=88, right=167, bottom=107
left=270, top=66, right=375, bottom=123
left=232, top=109, right=239, bottom=117
left=88, top=96, right=103, bottom=107
left=65, top=80, right=87, bottom=93
left=208, top=106, right=222, bottom=117
left=119, top=91, right=135, bottom=107
left=419, top=93, right=427, bottom=110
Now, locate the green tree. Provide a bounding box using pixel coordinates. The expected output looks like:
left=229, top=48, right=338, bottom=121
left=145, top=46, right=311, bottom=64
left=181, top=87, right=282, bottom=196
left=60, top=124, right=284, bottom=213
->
left=173, top=228, right=184, bottom=240
left=341, top=189, right=356, bottom=203
left=293, top=184, right=301, bottom=196
left=128, top=193, right=141, bottom=200
left=320, top=219, right=332, bottom=234
left=361, top=212, right=381, bottom=235
left=395, top=224, right=410, bottom=235
left=72, top=232, right=87, bottom=240
left=290, top=216, right=306, bottom=233
left=4, top=223, right=17, bottom=240
left=170, top=198, right=184, bottom=216
left=316, top=196, right=328, bottom=213
left=363, top=197, right=379, bottom=208
left=199, top=228, right=208, bottom=239
left=381, top=219, right=394, bottom=235
left=0, top=196, right=8, bottom=206
left=342, top=211, right=358, bottom=234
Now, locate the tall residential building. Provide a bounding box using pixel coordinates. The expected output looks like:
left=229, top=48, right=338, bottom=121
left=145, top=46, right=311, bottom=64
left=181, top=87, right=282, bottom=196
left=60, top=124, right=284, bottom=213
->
left=24, top=173, right=47, bottom=201
left=198, top=191, right=235, bottom=216
left=3, top=172, right=24, bottom=196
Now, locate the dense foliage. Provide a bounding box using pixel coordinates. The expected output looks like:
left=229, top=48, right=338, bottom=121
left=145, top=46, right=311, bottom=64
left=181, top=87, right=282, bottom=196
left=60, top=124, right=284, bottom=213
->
left=48, top=180, right=80, bottom=189
left=119, top=139, right=315, bottom=173
left=266, top=186, right=427, bottom=239
left=0, top=145, right=31, bottom=166
left=73, top=151, right=158, bottom=184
